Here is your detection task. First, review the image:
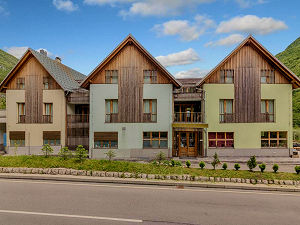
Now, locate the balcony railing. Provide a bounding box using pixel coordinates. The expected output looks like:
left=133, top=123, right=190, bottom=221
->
left=42, top=115, right=53, bottom=123
left=105, top=113, right=119, bottom=123
left=173, top=112, right=203, bottom=123
left=67, top=114, right=89, bottom=123
left=173, top=88, right=204, bottom=101
left=143, top=113, right=157, bottom=123
left=18, top=115, right=26, bottom=123
left=219, top=113, right=234, bottom=123
left=260, top=113, right=275, bottom=122
left=67, top=91, right=89, bottom=104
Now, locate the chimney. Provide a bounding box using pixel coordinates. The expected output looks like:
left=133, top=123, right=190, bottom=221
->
left=39, top=49, right=47, bottom=56
left=55, top=56, right=62, bottom=63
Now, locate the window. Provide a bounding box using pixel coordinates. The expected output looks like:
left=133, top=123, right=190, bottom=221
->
left=261, top=131, right=287, bottom=148
left=43, top=77, right=51, bottom=89
left=105, top=100, right=118, bottom=123
left=219, top=99, right=233, bottom=123
left=16, top=78, right=25, bottom=89
left=143, top=99, right=157, bottom=122
left=143, top=132, right=168, bottom=148
left=208, top=132, right=234, bottom=148
left=10, top=131, right=25, bottom=147
left=261, top=70, right=275, bottom=84
left=105, top=70, right=118, bottom=84
left=261, top=100, right=275, bottom=122
left=43, top=131, right=61, bottom=146
left=94, top=132, right=118, bottom=149
left=44, top=103, right=53, bottom=123
left=220, top=70, right=234, bottom=84
left=17, top=103, right=25, bottom=123
left=143, top=70, right=157, bottom=84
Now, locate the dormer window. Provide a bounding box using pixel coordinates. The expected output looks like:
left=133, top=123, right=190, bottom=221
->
left=220, top=70, right=234, bottom=84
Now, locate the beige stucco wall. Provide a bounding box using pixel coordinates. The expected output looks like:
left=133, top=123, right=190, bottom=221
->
left=6, top=89, right=66, bottom=153
left=203, top=83, right=293, bottom=156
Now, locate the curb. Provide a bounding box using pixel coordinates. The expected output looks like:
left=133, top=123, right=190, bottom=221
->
left=0, top=173, right=300, bottom=193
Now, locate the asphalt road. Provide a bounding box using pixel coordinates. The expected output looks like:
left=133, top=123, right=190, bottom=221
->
left=0, top=179, right=299, bottom=225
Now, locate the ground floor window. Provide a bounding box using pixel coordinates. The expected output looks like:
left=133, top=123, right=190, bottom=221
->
left=261, top=131, right=287, bottom=148
left=10, top=131, right=25, bottom=147
left=143, top=132, right=168, bottom=148
left=208, top=132, right=234, bottom=148
left=43, top=131, right=61, bottom=146
left=94, top=132, right=118, bottom=149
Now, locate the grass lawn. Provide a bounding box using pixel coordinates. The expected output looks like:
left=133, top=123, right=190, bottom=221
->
left=0, top=155, right=299, bottom=181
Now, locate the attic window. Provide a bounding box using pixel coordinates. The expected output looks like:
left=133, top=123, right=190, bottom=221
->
left=43, top=77, right=53, bottom=89
left=261, top=70, right=275, bottom=84
left=144, top=70, right=157, bottom=84
left=16, top=78, right=25, bottom=89
left=220, top=70, right=234, bottom=84
left=105, top=70, right=118, bottom=84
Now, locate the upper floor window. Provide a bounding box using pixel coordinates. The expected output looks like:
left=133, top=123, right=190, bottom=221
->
left=17, top=103, right=25, bottom=123
left=43, top=77, right=51, bottom=89
left=261, top=100, right=274, bottom=122
left=16, top=78, right=25, bottom=89
left=261, top=69, right=275, bottom=84
left=105, top=99, right=118, bottom=123
left=219, top=99, right=234, bottom=123
left=220, top=70, right=234, bottom=84
left=143, top=99, right=157, bottom=122
left=44, top=103, right=53, bottom=123
left=144, top=70, right=157, bottom=84
left=105, top=70, right=118, bottom=84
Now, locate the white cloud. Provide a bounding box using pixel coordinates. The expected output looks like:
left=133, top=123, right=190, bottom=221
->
left=216, top=15, right=287, bottom=35
left=235, top=0, right=266, bottom=8
left=153, top=15, right=215, bottom=41
left=175, top=68, right=209, bottom=78
left=205, top=34, right=245, bottom=47
left=85, top=0, right=215, bottom=17
left=53, top=0, right=78, bottom=12
left=4, top=47, right=53, bottom=59
left=0, top=2, right=9, bottom=16
left=156, top=48, right=200, bottom=67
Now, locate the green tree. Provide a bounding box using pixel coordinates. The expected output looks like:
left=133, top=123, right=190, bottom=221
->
left=59, top=147, right=71, bottom=160
left=247, top=155, right=257, bottom=172
left=211, top=152, right=221, bottom=170
left=75, top=145, right=88, bottom=163
left=41, top=144, right=53, bottom=158
left=105, top=150, right=116, bottom=161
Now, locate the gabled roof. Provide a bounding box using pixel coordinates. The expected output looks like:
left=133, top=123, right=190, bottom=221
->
left=0, top=48, right=86, bottom=92
left=197, top=35, right=300, bottom=89
left=81, top=34, right=181, bottom=88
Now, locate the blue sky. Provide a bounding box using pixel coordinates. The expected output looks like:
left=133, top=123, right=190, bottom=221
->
left=0, top=0, right=299, bottom=78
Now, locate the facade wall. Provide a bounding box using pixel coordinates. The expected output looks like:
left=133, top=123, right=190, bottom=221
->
left=90, top=83, right=173, bottom=159
left=204, top=83, right=293, bottom=157
left=6, top=89, right=66, bottom=154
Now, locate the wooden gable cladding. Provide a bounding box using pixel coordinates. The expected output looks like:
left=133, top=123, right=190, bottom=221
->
left=205, top=43, right=289, bottom=84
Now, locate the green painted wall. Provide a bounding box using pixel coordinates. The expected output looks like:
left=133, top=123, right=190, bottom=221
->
left=203, top=83, right=293, bottom=152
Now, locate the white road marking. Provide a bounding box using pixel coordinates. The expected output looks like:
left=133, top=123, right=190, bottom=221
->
left=0, top=209, right=143, bottom=223
left=0, top=178, right=300, bottom=197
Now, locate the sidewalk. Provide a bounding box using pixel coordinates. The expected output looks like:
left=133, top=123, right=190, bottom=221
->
left=0, top=173, right=300, bottom=193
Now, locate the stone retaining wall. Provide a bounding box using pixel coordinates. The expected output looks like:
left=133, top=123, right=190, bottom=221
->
left=0, top=167, right=298, bottom=186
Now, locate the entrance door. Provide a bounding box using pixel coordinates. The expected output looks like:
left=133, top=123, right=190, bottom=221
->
left=178, top=132, right=197, bottom=157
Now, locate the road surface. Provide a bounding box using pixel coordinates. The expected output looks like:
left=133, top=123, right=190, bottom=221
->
left=0, top=178, right=299, bottom=225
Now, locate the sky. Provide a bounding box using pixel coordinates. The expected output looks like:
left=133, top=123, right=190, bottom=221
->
left=0, top=0, right=299, bottom=78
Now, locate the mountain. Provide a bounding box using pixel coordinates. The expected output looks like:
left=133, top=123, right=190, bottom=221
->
left=276, top=37, right=300, bottom=127
left=0, top=49, right=18, bottom=82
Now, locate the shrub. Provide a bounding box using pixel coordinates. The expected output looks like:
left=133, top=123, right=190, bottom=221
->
left=58, top=147, right=71, bottom=160
left=175, top=160, right=182, bottom=167
left=199, top=161, right=205, bottom=169
left=247, top=155, right=257, bottom=171
left=105, top=149, right=116, bottom=161
left=75, top=145, right=88, bottom=163
left=163, top=160, right=171, bottom=166
left=156, top=151, right=166, bottom=165
left=295, top=166, right=300, bottom=174
left=211, top=152, right=221, bottom=170
left=222, top=163, right=228, bottom=170
left=186, top=160, right=191, bottom=168
left=234, top=163, right=240, bottom=171
left=259, top=163, right=266, bottom=173
left=272, top=164, right=279, bottom=173
left=41, top=144, right=53, bottom=158
left=171, top=159, right=176, bottom=167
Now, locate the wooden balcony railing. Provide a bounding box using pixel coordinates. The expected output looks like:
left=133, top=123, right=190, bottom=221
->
left=105, top=113, right=119, bottom=123
left=173, top=112, right=203, bottom=123
left=42, top=115, right=53, bottom=123
left=143, top=113, right=157, bottom=123
left=18, top=115, right=26, bottom=123
left=173, top=88, right=205, bottom=101
left=260, top=113, right=275, bottom=123
left=219, top=113, right=234, bottom=123
left=67, top=114, right=89, bottom=123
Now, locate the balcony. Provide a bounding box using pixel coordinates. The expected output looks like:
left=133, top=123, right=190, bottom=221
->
left=173, top=88, right=204, bottom=101
left=67, top=114, right=89, bottom=128
left=18, top=115, right=53, bottom=123
left=67, top=91, right=89, bottom=104
left=173, top=112, right=204, bottom=123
